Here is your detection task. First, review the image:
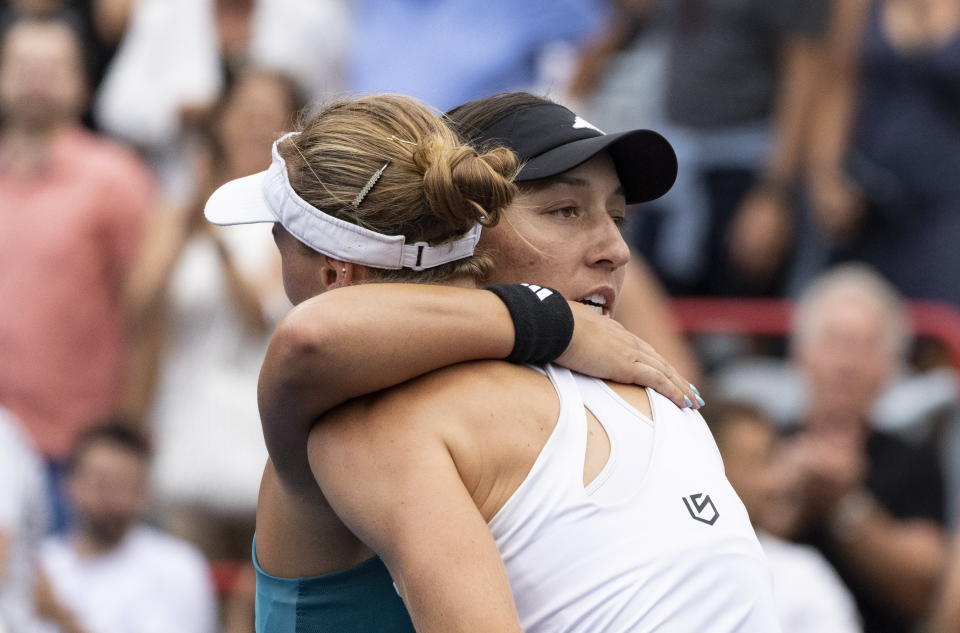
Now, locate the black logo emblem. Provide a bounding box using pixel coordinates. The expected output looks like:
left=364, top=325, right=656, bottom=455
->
left=682, top=493, right=719, bottom=525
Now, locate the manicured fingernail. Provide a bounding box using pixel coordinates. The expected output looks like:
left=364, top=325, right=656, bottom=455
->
left=690, top=383, right=701, bottom=396
left=695, top=395, right=706, bottom=407
left=683, top=396, right=693, bottom=408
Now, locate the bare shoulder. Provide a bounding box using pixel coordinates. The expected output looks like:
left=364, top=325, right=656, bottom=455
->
left=317, top=360, right=548, bottom=437
left=309, top=361, right=560, bottom=524
left=393, top=360, right=547, bottom=401
left=309, top=360, right=558, bottom=499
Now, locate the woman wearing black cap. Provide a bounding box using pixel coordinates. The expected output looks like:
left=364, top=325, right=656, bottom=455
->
left=209, top=92, right=775, bottom=632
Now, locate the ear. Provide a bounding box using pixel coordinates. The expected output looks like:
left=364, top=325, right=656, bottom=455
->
left=320, top=257, right=364, bottom=289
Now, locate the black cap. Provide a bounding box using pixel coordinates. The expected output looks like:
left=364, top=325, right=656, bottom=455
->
left=473, top=103, right=677, bottom=204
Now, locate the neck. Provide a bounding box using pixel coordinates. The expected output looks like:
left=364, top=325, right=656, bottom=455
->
left=805, top=404, right=867, bottom=439
left=70, top=523, right=130, bottom=558
left=444, top=274, right=480, bottom=289
left=0, top=123, right=64, bottom=174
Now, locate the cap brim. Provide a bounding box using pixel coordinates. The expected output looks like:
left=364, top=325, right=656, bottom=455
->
left=516, top=129, right=678, bottom=204
left=204, top=170, right=278, bottom=226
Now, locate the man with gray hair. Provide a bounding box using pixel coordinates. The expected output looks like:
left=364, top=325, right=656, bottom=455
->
left=787, top=263, right=947, bottom=633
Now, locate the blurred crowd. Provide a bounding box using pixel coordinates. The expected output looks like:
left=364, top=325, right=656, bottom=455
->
left=0, top=0, right=957, bottom=632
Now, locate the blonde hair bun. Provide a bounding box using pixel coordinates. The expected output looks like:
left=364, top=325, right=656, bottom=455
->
left=414, top=138, right=517, bottom=234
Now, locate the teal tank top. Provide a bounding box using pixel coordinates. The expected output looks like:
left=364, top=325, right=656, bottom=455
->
left=253, top=538, right=415, bottom=633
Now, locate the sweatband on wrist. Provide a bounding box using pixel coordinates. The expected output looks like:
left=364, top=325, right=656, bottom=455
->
left=485, top=283, right=574, bottom=365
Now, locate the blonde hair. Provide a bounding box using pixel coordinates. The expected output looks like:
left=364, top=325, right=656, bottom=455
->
left=279, top=94, right=518, bottom=283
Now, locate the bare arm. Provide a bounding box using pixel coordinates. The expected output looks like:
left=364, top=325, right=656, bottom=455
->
left=210, top=231, right=271, bottom=335
left=567, top=0, right=655, bottom=101
left=308, top=396, right=523, bottom=633
left=931, top=527, right=960, bottom=633
left=262, top=283, right=696, bottom=490
left=728, top=30, right=827, bottom=279
left=92, top=0, right=133, bottom=44
left=763, top=35, right=825, bottom=188
left=123, top=140, right=215, bottom=329
left=122, top=205, right=196, bottom=329
left=119, top=206, right=196, bottom=422
left=261, top=284, right=508, bottom=490
left=794, top=429, right=947, bottom=617
left=806, top=0, right=871, bottom=243
left=807, top=0, right=869, bottom=178
left=830, top=496, right=946, bottom=617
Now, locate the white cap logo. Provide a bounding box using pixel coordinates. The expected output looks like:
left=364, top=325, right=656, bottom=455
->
left=572, top=116, right=604, bottom=134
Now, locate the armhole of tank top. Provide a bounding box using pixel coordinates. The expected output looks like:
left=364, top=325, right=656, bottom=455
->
left=582, top=400, right=619, bottom=496
left=487, top=364, right=582, bottom=527
left=591, top=380, right=657, bottom=428
left=575, top=379, right=660, bottom=503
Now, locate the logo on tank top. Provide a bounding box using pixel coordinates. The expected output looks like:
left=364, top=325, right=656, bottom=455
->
left=682, top=493, right=719, bottom=526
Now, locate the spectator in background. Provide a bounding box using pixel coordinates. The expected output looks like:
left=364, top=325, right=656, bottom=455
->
left=0, top=17, right=154, bottom=528
left=0, top=0, right=132, bottom=128
left=122, top=68, right=296, bottom=560
left=121, top=69, right=299, bottom=633
left=567, top=0, right=667, bottom=130
left=347, top=0, right=603, bottom=111
left=94, top=0, right=347, bottom=199
left=0, top=407, right=48, bottom=633
left=663, top=0, right=830, bottom=296
left=34, top=423, right=216, bottom=633
left=787, top=264, right=947, bottom=633
left=806, top=0, right=960, bottom=306
left=708, top=401, right=861, bottom=633
left=571, top=0, right=830, bottom=296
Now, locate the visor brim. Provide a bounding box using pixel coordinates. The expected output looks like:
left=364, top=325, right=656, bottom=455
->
left=204, top=170, right=277, bottom=226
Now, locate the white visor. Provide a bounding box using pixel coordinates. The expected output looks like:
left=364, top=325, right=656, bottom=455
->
left=204, top=132, right=482, bottom=271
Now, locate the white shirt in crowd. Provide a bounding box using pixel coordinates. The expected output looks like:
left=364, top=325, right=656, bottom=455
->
left=759, top=532, right=863, bottom=633
left=36, top=526, right=216, bottom=633
left=0, top=408, right=48, bottom=633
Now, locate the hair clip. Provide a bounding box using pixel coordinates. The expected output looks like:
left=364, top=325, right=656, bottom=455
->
left=352, top=161, right=390, bottom=208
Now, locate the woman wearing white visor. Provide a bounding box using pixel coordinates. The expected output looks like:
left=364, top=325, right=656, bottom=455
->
left=206, top=93, right=777, bottom=632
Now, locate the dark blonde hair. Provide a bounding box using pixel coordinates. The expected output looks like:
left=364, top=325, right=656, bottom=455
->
left=279, top=94, right=518, bottom=283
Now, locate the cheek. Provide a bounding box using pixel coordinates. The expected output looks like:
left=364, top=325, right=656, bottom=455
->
left=612, top=266, right=626, bottom=293
left=278, top=253, right=309, bottom=304
left=481, top=224, right=546, bottom=283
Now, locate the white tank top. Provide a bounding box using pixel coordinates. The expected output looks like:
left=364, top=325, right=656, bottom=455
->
left=489, top=365, right=781, bottom=633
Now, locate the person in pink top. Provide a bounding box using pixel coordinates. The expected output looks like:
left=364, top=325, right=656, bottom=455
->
left=0, top=16, right=154, bottom=527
